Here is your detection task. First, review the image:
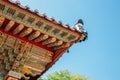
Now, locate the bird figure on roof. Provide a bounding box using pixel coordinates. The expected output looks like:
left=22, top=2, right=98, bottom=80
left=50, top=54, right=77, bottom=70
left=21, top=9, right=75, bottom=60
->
left=73, top=19, right=88, bottom=41
left=73, top=19, right=86, bottom=33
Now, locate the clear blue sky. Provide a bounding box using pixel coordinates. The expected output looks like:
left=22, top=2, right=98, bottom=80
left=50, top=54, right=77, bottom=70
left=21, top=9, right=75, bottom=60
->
left=14, top=0, right=120, bottom=80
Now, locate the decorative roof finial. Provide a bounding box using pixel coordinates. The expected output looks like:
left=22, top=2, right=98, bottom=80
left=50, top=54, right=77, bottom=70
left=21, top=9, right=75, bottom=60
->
left=15, top=0, right=20, bottom=5
left=58, top=20, right=63, bottom=25
left=25, top=5, right=30, bottom=10
left=49, top=17, right=55, bottom=22
left=41, top=13, right=47, bottom=18
left=34, top=9, right=39, bottom=14
left=65, top=24, right=70, bottom=28
left=8, top=0, right=14, bottom=3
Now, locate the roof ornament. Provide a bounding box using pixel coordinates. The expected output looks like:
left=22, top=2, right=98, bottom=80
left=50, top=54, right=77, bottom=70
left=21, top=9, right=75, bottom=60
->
left=49, top=17, right=55, bottom=22
left=58, top=20, right=63, bottom=25
left=8, top=0, right=14, bottom=3
left=15, top=0, right=21, bottom=5
left=24, top=5, right=30, bottom=10
left=33, top=9, right=39, bottom=14
left=67, top=50, right=70, bottom=53
left=64, top=24, right=70, bottom=29
left=41, top=13, right=47, bottom=18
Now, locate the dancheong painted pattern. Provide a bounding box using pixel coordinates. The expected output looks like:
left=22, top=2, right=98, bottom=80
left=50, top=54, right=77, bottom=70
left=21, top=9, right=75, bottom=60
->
left=0, top=0, right=88, bottom=80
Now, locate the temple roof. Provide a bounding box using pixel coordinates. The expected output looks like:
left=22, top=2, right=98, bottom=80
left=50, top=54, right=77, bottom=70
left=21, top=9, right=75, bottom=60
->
left=0, top=0, right=88, bottom=80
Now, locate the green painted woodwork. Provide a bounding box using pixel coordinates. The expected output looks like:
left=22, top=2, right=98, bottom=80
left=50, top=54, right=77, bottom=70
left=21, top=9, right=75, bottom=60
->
left=0, top=1, right=80, bottom=42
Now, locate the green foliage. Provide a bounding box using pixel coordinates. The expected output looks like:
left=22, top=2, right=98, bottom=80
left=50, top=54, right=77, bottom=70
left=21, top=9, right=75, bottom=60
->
left=37, top=78, right=44, bottom=80
left=39, top=70, right=88, bottom=80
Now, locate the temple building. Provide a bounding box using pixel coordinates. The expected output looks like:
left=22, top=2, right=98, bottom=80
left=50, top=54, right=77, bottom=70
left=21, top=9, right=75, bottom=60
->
left=0, top=0, right=88, bottom=80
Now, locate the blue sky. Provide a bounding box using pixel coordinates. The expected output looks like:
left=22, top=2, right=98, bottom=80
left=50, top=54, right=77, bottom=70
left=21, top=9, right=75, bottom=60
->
left=13, top=0, right=120, bottom=80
